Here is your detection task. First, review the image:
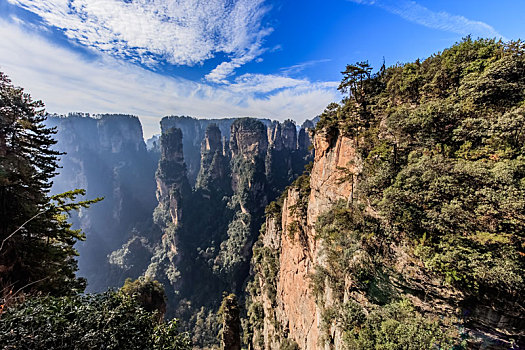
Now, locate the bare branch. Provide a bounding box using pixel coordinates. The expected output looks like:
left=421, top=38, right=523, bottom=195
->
left=0, top=210, right=46, bottom=253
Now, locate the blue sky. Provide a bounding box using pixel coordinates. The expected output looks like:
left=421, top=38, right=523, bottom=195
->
left=0, top=0, right=523, bottom=138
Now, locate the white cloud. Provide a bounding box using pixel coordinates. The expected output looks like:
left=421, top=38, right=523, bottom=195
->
left=7, top=0, right=271, bottom=74
left=0, top=20, right=339, bottom=138
left=205, top=30, right=270, bottom=83
left=229, top=74, right=307, bottom=94
left=228, top=73, right=338, bottom=94
left=280, top=59, right=332, bottom=76
left=348, top=0, right=504, bottom=39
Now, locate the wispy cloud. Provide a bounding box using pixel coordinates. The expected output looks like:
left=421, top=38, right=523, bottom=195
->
left=208, top=57, right=334, bottom=85
left=7, top=0, right=272, bottom=76
left=205, top=29, right=270, bottom=83
left=0, top=20, right=339, bottom=138
left=280, top=59, right=332, bottom=76
left=348, top=0, right=504, bottom=39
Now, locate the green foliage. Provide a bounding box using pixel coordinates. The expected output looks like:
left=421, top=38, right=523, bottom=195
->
left=317, top=298, right=461, bottom=349
left=342, top=300, right=462, bottom=350
left=313, top=201, right=382, bottom=301
left=121, top=277, right=167, bottom=320
left=252, top=242, right=280, bottom=305
left=231, top=117, right=266, bottom=133
left=288, top=169, right=311, bottom=217
left=315, top=38, right=525, bottom=301
left=381, top=152, right=525, bottom=294
left=0, top=72, right=101, bottom=299
left=0, top=291, right=191, bottom=350
left=280, top=338, right=300, bottom=350
left=265, top=190, right=286, bottom=219
left=300, top=38, right=525, bottom=348
left=219, top=293, right=241, bottom=350
left=216, top=212, right=252, bottom=275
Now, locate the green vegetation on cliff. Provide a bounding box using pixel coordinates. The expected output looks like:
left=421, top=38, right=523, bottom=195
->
left=317, top=37, right=525, bottom=299
left=247, top=38, right=524, bottom=350
left=0, top=284, right=191, bottom=350
left=313, top=37, right=524, bottom=347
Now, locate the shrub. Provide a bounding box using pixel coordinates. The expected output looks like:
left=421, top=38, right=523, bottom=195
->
left=0, top=291, right=191, bottom=350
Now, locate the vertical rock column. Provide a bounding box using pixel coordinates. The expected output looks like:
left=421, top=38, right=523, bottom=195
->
left=156, top=127, right=191, bottom=227
left=196, top=124, right=231, bottom=194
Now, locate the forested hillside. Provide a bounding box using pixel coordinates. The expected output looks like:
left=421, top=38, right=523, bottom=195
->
left=140, top=117, right=314, bottom=346
left=247, top=38, right=525, bottom=349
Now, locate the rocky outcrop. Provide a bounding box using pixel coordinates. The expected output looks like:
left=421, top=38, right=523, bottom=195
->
left=156, top=127, right=191, bottom=227
left=50, top=113, right=317, bottom=348
left=307, top=131, right=356, bottom=227
left=249, top=130, right=355, bottom=350
left=230, top=118, right=269, bottom=159
left=161, top=116, right=272, bottom=185
left=144, top=117, right=314, bottom=347
left=298, top=120, right=314, bottom=152
left=195, top=124, right=230, bottom=193
left=281, top=120, right=298, bottom=150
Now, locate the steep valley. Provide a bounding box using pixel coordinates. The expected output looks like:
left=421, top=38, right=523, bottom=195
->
left=45, top=39, right=525, bottom=349
left=49, top=114, right=314, bottom=347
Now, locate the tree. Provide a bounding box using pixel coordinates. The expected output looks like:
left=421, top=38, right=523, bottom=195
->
left=338, top=61, right=373, bottom=105
left=121, top=277, right=167, bottom=322
left=0, top=71, right=101, bottom=303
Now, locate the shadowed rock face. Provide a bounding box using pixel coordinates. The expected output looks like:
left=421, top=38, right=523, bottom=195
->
left=161, top=116, right=272, bottom=185
left=196, top=124, right=230, bottom=193
left=230, top=118, right=269, bottom=159
left=298, top=119, right=314, bottom=151
left=201, top=123, right=222, bottom=154
left=156, top=128, right=191, bottom=227
left=281, top=120, right=298, bottom=150
left=160, top=128, right=184, bottom=163
left=46, top=113, right=157, bottom=292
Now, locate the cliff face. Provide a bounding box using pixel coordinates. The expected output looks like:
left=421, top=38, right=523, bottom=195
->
left=250, top=128, right=525, bottom=349
left=249, top=131, right=356, bottom=350
left=160, top=116, right=272, bottom=185
left=253, top=132, right=525, bottom=349
left=156, top=128, right=191, bottom=227
left=195, top=124, right=230, bottom=193
left=46, top=113, right=157, bottom=292
left=49, top=113, right=323, bottom=347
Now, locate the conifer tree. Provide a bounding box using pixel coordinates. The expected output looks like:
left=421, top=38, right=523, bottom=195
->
left=0, top=72, right=100, bottom=302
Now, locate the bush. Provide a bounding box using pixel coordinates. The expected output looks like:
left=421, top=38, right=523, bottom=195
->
left=0, top=291, right=191, bottom=350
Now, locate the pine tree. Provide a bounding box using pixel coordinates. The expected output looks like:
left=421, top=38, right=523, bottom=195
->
left=0, top=72, right=101, bottom=303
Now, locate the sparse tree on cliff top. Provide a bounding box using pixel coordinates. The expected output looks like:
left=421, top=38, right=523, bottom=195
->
left=121, top=276, right=167, bottom=322
left=219, top=293, right=241, bottom=350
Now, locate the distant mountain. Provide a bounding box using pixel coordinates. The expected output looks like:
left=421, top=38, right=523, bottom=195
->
left=159, top=116, right=273, bottom=185
left=47, top=113, right=158, bottom=292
